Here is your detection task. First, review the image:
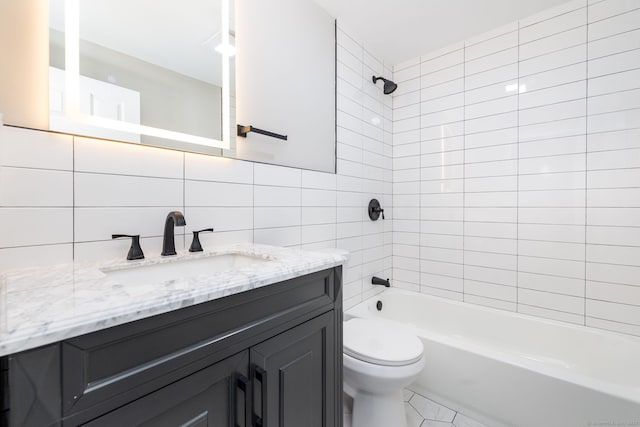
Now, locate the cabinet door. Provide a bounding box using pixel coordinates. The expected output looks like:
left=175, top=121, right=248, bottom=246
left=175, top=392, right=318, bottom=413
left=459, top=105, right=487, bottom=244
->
left=250, top=312, right=335, bottom=427
left=81, top=350, right=250, bottom=427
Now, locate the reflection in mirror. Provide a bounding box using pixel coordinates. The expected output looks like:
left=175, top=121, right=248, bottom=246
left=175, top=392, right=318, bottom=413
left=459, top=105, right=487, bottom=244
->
left=48, top=0, right=234, bottom=154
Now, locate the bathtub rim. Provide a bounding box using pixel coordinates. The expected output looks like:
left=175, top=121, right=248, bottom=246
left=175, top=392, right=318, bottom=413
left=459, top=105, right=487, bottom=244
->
left=346, top=288, right=640, bottom=406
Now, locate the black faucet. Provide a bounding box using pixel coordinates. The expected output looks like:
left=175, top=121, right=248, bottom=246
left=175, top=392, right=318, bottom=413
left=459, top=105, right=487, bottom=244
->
left=371, top=276, right=390, bottom=287
left=161, top=211, right=186, bottom=256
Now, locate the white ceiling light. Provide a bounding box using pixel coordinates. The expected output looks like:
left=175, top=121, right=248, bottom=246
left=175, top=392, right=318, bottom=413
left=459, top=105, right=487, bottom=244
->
left=215, top=42, right=236, bottom=57
left=203, top=30, right=236, bottom=57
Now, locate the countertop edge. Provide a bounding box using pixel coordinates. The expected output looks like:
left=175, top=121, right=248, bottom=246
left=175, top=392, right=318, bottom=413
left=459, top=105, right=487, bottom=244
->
left=0, top=246, right=346, bottom=357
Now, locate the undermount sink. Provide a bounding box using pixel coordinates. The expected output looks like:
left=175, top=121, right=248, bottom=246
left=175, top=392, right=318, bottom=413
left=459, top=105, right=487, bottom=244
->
left=102, top=253, right=272, bottom=286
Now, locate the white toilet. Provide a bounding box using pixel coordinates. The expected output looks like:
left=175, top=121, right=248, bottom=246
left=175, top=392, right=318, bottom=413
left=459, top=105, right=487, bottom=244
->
left=343, top=318, right=425, bottom=427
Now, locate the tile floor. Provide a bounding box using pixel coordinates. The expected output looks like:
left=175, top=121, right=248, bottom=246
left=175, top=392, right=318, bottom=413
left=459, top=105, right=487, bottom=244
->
left=343, top=388, right=488, bottom=427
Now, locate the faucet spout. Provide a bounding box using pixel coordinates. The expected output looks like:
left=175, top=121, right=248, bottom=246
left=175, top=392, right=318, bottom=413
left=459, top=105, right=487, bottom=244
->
left=162, top=211, right=186, bottom=256
left=371, top=276, right=390, bottom=287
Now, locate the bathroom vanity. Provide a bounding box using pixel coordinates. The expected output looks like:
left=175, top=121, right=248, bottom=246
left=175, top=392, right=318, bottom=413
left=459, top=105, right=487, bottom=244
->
left=0, top=244, right=345, bottom=427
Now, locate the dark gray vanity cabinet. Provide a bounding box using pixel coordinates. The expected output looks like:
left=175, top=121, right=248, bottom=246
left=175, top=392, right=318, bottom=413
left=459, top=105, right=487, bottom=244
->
left=251, top=312, right=335, bottom=427
left=1, top=267, right=343, bottom=427
left=1, top=357, right=8, bottom=426
left=84, top=351, right=248, bottom=427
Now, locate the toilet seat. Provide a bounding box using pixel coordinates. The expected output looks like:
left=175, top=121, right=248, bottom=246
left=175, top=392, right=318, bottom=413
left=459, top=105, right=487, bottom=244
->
left=344, top=318, right=423, bottom=366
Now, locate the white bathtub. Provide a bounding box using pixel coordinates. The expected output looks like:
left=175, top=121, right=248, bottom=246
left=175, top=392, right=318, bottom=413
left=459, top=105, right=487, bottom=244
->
left=346, top=289, right=640, bottom=427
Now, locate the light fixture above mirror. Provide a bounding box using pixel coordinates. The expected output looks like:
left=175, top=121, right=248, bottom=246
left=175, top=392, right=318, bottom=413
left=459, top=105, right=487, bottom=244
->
left=50, top=0, right=233, bottom=151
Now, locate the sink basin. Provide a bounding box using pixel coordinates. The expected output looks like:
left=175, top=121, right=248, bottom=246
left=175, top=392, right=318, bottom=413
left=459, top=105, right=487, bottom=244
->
left=102, top=253, right=271, bottom=287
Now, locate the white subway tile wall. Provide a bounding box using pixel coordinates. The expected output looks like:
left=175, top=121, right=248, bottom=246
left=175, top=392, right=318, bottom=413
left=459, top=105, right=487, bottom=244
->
left=586, top=0, right=640, bottom=336
left=0, top=25, right=392, bottom=309
left=2, top=2, right=637, bottom=336
left=392, top=0, right=640, bottom=336
left=337, top=26, right=393, bottom=308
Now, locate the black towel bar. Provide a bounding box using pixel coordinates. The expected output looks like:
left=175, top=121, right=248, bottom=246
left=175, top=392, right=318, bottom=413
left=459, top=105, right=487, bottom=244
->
left=237, top=124, right=288, bottom=141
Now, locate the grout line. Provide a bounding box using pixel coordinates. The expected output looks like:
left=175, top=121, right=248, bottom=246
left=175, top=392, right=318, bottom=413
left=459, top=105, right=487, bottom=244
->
left=0, top=242, right=75, bottom=251
left=251, top=163, right=255, bottom=244
left=416, top=50, right=423, bottom=293
left=588, top=25, right=640, bottom=46
left=414, top=266, right=587, bottom=284
left=415, top=47, right=465, bottom=69
left=360, top=42, right=365, bottom=300
left=585, top=8, right=590, bottom=327
left=0, top=164, right=74, bottom=173
left=72, top=136, right=76, bottom=261
left=589, top=105, right=640, bottom=119
left=589, top=64, right=640, bottom=81
left=522, top=22, right=587, bottom=46
left=587, top=45, right=640, bottom=63
left=517, top=20, right=521, bottom=311
left=72, top=170, right=184, bottom=181
left=336, top=25, right=363, bottom=50
left=183, top=153, right=186, bottom=251
left=588, top=6, right=640, bottom=26
left=517, top=302, right=586, bottom=319
left=338, top=93, right=387, bottom=120
left=398, top=88, right=465, bottom=108
left=337, top=77, right=390, bottom=114
left=465, top=28, right=519, bottom=50
left=466, top=58, right=519, bottom=79
left=519, top=5, right=587, bottom=31
left=462, top=40, right=467, bottom=302
left=299, top=172, right=303, bottom=247
left=419, top=74, right=465, bottom=91
left=337, top=53, right=364, bottom=77
left=521, top=39, right=587, bottom=64
left=584, top=317, right=640, bottom=338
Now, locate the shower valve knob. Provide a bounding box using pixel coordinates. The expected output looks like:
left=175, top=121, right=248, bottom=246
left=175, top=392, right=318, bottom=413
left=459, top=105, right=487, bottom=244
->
left=368, top=199, right=385, bottom=221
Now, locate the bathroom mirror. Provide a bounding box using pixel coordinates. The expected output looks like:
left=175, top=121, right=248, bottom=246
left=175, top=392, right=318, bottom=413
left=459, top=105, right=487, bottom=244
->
left=234, top=0, right=336, bottom=173
left=48, top=0, right=234, bottom=155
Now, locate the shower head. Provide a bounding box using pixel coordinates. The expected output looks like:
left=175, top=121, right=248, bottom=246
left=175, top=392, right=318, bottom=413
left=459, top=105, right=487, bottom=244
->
left=372, top=76, right=398, bottom=95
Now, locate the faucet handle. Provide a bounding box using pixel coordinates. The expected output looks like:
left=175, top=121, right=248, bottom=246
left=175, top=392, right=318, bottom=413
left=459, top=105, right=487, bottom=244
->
left=189, top=228, right=214, bottom=253
left=112, top=234, right=145, bottom=260
left=368, top=199, right=385, bottom=221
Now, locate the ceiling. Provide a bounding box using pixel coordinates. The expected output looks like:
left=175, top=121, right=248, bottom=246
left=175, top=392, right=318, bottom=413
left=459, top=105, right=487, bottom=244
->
left=313, top=0, right=571, bottom=65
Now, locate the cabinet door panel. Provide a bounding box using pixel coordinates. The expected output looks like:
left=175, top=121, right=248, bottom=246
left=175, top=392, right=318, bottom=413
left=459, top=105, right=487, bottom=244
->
left=250, top=312, right=335, bottom=427
left=81, top=350, right=249, bottom=427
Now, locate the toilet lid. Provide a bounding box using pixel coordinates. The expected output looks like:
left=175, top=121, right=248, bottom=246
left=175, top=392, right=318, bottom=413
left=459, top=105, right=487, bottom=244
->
left=343, top=318, right=423, bottom=366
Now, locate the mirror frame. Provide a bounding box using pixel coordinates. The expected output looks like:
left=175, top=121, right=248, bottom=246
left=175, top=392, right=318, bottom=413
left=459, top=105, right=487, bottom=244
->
left=62, top=0, right=231, bottom=149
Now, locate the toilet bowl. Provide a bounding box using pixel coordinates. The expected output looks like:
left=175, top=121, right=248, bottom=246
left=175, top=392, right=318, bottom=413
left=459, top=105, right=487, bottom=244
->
left=343, top=318, right=424, bottom=427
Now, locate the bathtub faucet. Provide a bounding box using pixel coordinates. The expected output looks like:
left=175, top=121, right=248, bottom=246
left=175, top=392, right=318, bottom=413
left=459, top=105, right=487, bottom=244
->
left=372, top=276, right=390, bottom=287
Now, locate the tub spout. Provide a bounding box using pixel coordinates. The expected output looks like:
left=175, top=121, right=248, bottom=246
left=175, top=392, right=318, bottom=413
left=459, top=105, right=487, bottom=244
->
left=372, top=276, right=390, bottom=287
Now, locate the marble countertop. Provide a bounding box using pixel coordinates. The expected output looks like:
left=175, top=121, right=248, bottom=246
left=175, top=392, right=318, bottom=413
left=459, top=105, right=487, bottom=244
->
left=0, top=243, right=347, bottom=357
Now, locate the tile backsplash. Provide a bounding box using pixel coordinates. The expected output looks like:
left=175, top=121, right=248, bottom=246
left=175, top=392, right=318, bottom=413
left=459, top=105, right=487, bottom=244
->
left=392, top=0, right=640, bottom=336
left=0, top=25, right=393, bottom=310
